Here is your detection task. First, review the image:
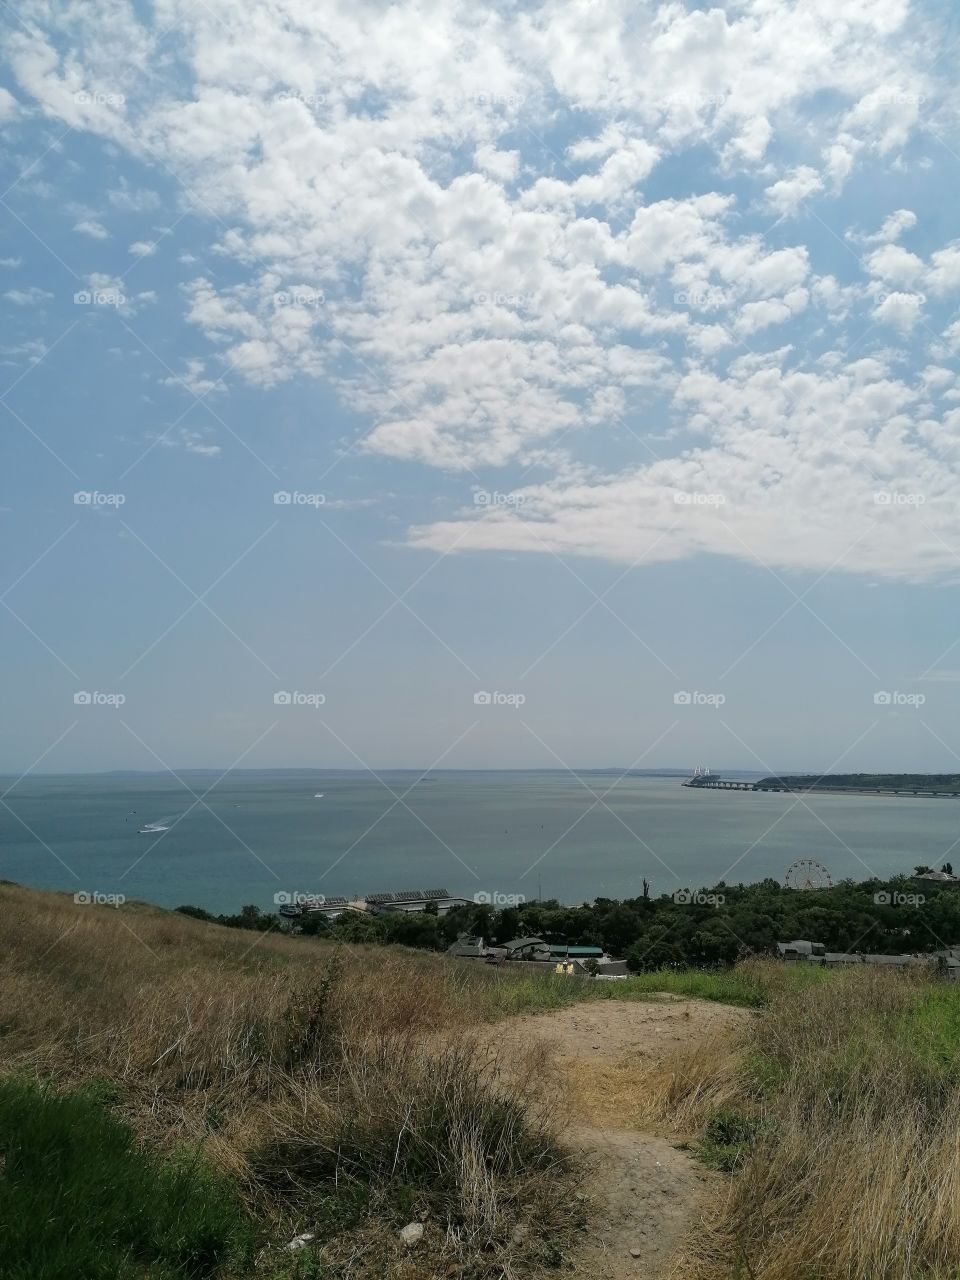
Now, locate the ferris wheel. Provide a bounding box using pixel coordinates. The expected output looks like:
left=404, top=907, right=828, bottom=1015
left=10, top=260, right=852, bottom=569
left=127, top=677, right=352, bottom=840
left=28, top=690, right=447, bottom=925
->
left=784, top=858, right=834, bottom=890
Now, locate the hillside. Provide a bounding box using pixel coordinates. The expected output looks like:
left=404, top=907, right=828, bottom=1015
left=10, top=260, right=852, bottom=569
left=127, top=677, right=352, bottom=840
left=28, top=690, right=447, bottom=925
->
left=7, top=883, right=960, bottom=1279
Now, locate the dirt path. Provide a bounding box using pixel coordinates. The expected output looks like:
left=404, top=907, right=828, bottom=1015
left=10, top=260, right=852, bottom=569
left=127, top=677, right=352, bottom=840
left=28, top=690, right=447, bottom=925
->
left=493, top=997, right=753, bottom=1279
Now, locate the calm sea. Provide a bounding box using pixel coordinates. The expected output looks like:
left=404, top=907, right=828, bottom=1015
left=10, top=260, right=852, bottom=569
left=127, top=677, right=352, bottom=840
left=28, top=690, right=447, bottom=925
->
left=1, top=771, right=956, bottom=913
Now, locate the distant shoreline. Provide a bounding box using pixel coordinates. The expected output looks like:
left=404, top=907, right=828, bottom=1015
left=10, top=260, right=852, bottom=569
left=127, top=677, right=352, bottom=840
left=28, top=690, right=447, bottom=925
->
left=686, top=772, right=960, bottom=799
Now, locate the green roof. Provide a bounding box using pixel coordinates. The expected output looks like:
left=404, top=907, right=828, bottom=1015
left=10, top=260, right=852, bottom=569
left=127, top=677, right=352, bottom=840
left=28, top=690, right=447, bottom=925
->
left=549, top=945, right=604, bottom=957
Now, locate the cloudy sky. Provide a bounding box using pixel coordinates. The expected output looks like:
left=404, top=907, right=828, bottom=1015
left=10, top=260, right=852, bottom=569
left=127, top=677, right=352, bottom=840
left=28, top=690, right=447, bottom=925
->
left=2, top=0, right=960, bottom=775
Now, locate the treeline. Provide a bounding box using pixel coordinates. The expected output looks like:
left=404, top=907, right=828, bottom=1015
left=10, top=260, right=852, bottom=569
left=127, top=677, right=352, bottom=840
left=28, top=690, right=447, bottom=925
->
left=177, top=873, right=960, bottom=970
left=756, top=773, right=960, bottom=791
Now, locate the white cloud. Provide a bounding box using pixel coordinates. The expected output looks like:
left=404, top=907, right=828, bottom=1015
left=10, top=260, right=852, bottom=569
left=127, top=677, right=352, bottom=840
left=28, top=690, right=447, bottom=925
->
left=865, top=242, right=925, bottom=288
left=3, top=0, right=957, bottom=582
left=74, top=218, right=108, bottom=239
left=764, top=166, right=823, bottom=217
left=4, top=286, right=53, bottom=305
left=410, top=356, right=960, bottom=583
left=866, top=208, right=918, bottom=244
left=157, top=425, right=221, bottom=456
left=473, top=144, right=520, bottom=183
left=872, top=290, right=925, bottom=332
left=129, top=239, right=156, bottom=256
left=0, top=86, right=19, bottom=121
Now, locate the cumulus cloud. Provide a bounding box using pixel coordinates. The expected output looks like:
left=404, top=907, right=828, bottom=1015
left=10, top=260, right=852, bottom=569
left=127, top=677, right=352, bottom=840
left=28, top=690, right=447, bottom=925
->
left=2, top=0, right=958, bottom=581
left=764, top=166, right=823, bottom=217
left=410, top=355, right=960, bottom=582
left=74, top=218, right=108, bottom=239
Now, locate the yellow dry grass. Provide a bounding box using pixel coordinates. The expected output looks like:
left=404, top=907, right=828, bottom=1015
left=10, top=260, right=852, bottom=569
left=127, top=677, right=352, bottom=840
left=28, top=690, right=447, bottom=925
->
left=0, top=882, right=587, bottom=1278
left=639, top=965, right=960, bottom=1280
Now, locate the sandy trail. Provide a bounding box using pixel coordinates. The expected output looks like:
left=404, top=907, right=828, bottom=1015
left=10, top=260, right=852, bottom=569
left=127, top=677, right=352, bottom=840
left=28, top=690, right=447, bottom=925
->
left=492, top=996, right=753, bottom=1279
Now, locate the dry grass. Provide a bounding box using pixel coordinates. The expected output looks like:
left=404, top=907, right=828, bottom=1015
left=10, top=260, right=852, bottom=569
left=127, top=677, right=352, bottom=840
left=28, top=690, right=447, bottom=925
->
left=640, top=963, right=960, bottom=1280
left=622, top=1031, right=749, bottom=1135
left=0, top=883, right=588, bottom=1278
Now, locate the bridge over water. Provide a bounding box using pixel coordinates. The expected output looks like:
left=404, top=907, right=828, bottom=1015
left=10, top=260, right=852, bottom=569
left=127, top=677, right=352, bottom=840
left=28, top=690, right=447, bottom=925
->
left=681, top=771, right=960, bottom=797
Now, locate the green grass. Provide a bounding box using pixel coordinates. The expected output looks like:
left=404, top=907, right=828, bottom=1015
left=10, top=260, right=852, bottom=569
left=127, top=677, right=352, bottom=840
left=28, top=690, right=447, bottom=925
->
left=901, top=984, right=960, bottom=1076
left=698, top=1106, right=765, bottom=1172
left=607, top=969, right=770, bottom=1007
left=472, top=969, right=600, bottom=1017
left=458, top=960, right=834, bottom=1017
left=0, top=1078, right=252, bottom=1280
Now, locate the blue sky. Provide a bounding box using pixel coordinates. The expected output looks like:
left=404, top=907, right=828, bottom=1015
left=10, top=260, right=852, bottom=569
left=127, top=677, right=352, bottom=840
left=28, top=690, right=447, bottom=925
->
left=2, top=0, right=960, bottom=775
